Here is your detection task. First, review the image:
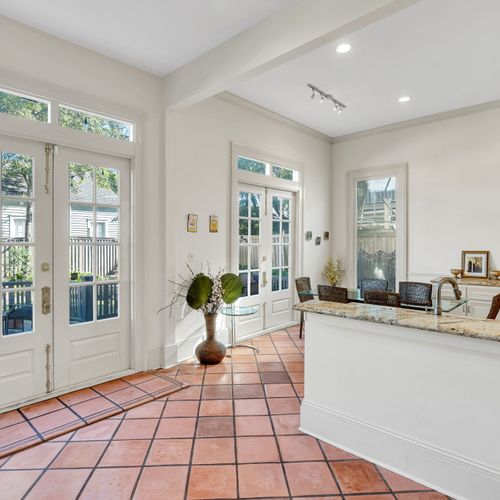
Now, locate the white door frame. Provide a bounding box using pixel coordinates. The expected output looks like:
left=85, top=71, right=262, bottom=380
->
left=346, top=163, right=408, bottom=290
left=0, top=77, right=146, bottom=408
left=231, top=143, right=304, bottom=337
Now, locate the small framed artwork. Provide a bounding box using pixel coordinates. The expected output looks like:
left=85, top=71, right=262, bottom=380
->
left=462, top=250, right=489, bottom=278
left=209, top=215, right=219, bottom=233
left=305, top=231, right=312, bottom=241
left=315, top=236, right=321, bottom=246
left=187, top=214, right=198, bottom=233
left=323, top=231, right=330, bottom=241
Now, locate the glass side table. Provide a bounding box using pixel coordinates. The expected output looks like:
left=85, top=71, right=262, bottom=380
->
left=220, top=305, right=259, bottom=353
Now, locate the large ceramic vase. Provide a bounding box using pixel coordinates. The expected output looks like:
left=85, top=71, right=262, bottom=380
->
left=195, top=313, right=226, bottom=365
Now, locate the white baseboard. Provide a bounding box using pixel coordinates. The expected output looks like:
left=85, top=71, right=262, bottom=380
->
left=300, top=400, right=500, bottom=500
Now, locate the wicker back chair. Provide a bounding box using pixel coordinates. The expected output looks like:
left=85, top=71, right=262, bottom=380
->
left=295, top=277, right=313, bottom=339
left=317, top=285, right=349, bottom=304
left=364, top=290, right=401, bottom=308
left=360, top=279, right=388, bottom=298
left=399, top=281, right=433, bottom=307
left=487, top=294, right=500, bottom=320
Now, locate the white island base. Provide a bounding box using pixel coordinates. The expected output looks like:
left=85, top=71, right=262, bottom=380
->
left=299, top=308, right=500, bottom=500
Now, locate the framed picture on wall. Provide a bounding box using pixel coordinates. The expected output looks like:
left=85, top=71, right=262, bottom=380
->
left=209, top=215, right=219, bottom=233
left=187, top=214, right=198, bottom=233
left=462, top=250, right=489, bottom=278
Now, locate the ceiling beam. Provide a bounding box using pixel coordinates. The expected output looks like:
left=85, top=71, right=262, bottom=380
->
left=162, top=0, right=422, bottom=110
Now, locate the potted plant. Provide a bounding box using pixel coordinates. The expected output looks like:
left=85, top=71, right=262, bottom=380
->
left=323, top=256, right=344, bottom=286
left=164, top=266, right=243, bottom=364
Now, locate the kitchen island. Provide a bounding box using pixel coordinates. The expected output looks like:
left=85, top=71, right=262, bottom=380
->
left=294, top=300, right=500, bottom=500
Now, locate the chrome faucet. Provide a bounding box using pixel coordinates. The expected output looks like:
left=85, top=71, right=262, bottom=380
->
left=434, top=277, right=462, bottom=316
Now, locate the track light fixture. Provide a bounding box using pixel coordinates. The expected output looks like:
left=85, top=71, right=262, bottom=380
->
left=307, top=83, right=346, bottom=114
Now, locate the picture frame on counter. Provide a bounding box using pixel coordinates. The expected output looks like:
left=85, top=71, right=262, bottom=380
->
left=462, top=250, right=489, bottom=278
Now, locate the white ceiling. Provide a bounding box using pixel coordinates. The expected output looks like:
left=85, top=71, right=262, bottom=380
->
left=0, top=0, right=297, bottom=76
left=231, top=0, right=500, bottom=137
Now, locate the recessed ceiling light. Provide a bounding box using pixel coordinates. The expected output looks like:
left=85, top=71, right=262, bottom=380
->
left=336, top=43, right=351, bottom=54
left=398, top=96, right=411, bottom=103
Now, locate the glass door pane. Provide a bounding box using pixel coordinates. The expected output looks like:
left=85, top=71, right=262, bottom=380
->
left=356, top=177, right=397, bottom=291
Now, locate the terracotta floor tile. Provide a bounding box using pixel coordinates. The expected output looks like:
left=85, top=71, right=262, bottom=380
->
left=168, top=385, right=202, bottom=400
left=105, top=385, right=150, bottom=406
left=257, top=347, right=278, bottom=355
left=293, top=383, right=304, bottom=397
left=134, top=466, right=188, bottom=500
left=59, top=388, right=100, bottom=406
left=265, top=383, right=296, bottom=398
left=332, top=460, right=389, bottom=494
left=199, top=399, right=233, bottom=417
left=234, top=398, right=268, bottom=416
left=0, top=470, right=42, bottom=499
left=196, top=416, right=234, bottom=437
left=202, top=385, right=233, bottom=399
left=205, top=364, right=232, bottom=374
left=238, top=463, right=289, bottom=498
left=289, top=372, right=304, bottom=383
left=204, top=373, right=233, bottom=385
left=0, top=410, right=24, bottom=430
left=278, top=435, right=324, bottom=461
left=260, top=372, right=291, bottom=384
left=0, top=422, right=40, bottom=451
left=283, top=362, right=304, bottom=372
left=320, top=441, right=358, bottom=460
left=146, top=438, right=193, bottom=465
left=93, top=379, right=131, bottom=395
left=232, top=363, right=258, bottom=373
left=163, top=400, right=199, bottom=417
left=25, top=469, right=91, bottom=500
left=100, top=439, right=150, bottom=466
left=122, top=371, right=156, bottom=384
left=125, top=401, right=164, bottom=419
left=114, top=418, right=158, bottom=439
left=233, top=372, right=261, bottom=384
left=235, top=416, right=274, bottom=436
left=268, top=397, right=301, bottom=414
left=192, top=437, right=235, bottom=464
left=285, top=462, right=339, bottom=496
left=378, top=466, right=431, bottom=492
left=233, top=384, right=265, bottom=399
left=280, top=354, right=304, bottom=362
left=79, top=467, right=140, bottom=500
left=137, top=376, right=176, bottom=394
left=156, top=417, right=196, bottom=438
left=256, top=354, right=282, bottom=363
left=276, top=347, right=299, bottom=354
left=259, top=362, right=286, bottom=372
left=187, top=465, right=237, bottom=499
left=231, top=355, right=256, bottom=364
left=71, top=396, right=119, bottom=419
left=50, top=441, right=107, bottom=468
left=345, top=496, right=394, bottom=500
left=271, top=414, right=301, bottom=435
left=178, top=374, right=205, bottom=385
left=237, top=436, right=280, bottom=463
left=2, top=442, right=64, bottom=469
left=72, top=418, right=120, bottom=441
left=29, top=408, right=81, bottom=434
left=395, top=493, right=448, bottom=500
left=20, top=398, right=65, bottom=419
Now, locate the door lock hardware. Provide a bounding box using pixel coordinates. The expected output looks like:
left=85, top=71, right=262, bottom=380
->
left=42, top=287, right=51, bottom=314
left=41, top=262, right=50, bottom=272
left=262, top=271, right=268, bottom=287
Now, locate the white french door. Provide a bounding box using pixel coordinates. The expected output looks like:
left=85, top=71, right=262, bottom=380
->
left=0, top=137, right=131, bottom=409
left=235, top=184, right=295, bottom=338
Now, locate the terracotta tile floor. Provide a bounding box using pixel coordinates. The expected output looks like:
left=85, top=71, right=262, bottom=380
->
left=0, top=371, right=188, bottom=458
left=0, top=325, right=449, bottom=499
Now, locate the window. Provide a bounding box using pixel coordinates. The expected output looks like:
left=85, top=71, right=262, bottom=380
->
left=59, top=105, right=133, bottom=142
left=0, top=89, right=49, bottom=122
left=237, top=155, right=299, bottom=181
left=10, top=217, right=27, bottom=239
left=88, top=220, right=107, bottom=238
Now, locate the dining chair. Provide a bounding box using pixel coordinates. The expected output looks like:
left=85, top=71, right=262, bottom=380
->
left=487, top=294, right=500, bottom=320
left=399, top=281, right=433, bottom=307
left=360, top=279, right=388, bottom=298
left=317, top=285, right=349, bottom=304
left=295, top=277, right=314, bottom=339
left=364, top=290, right=401, bottom=308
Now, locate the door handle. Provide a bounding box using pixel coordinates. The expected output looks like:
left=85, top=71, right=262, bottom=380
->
left=42, top=286, right=51, bottom=314
left=262, top=271, right=268, bottom=288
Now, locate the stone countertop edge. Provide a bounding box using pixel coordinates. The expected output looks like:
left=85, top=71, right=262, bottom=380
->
left=294, top=300, right=500, bottom=343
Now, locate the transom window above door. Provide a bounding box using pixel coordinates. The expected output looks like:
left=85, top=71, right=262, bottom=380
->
left=237, top=155, right=299, bottom=182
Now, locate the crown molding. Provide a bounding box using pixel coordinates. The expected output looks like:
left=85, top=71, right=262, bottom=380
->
left=216, top=92, right=332, bottom=143
left=331, top=99, right=500, bottom=143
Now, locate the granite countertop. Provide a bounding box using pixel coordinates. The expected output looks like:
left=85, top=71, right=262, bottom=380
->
left=431, top=276, right=500, bottom=287
left=294, top=300, right=500, bottom=343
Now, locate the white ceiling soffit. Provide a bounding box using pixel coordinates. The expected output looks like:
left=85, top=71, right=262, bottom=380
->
left=231, top=0, right=500, bottom=137
left=0, top=0, right=298, bottom=76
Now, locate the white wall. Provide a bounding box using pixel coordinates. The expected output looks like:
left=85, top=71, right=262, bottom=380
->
left=331, top=106, right=500, bottom=286
left=166, top=96, right=332, bottom=357
left=0, top=16, right=165, bottom=368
